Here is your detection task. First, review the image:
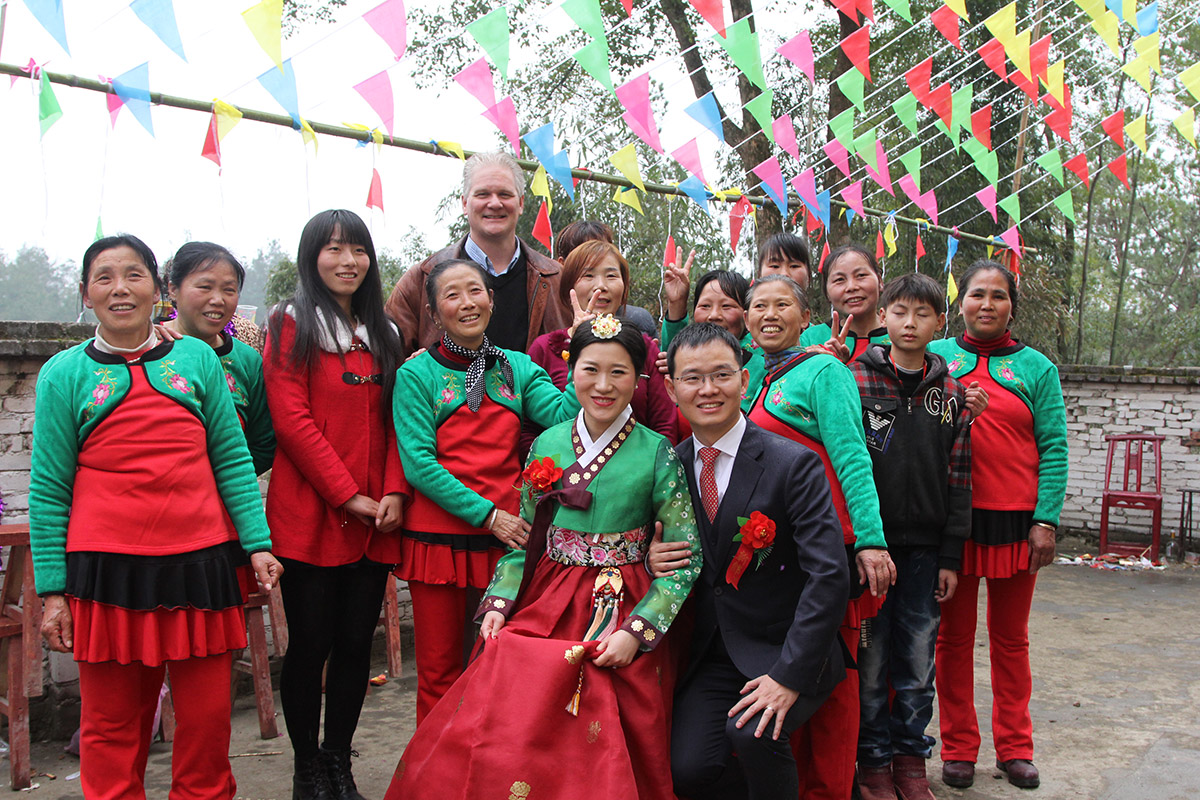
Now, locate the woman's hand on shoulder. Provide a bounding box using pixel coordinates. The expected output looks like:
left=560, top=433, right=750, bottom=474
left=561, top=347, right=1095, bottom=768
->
left=250, top=552, right=284, bottom=591
left=41, top=594, right=73, bottom=653
left=593, top=629, right=639, bottom=668
left=155, top=321, right=185, bottom=342
left=488, top=509, right=530, bottom=549
left=480, top=610, right=506, bottom=640
left=375, top=493, right=405, bottom=533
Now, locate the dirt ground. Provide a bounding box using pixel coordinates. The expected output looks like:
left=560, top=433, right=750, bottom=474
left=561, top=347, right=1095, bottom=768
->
left=7, top=537, right=1198, bottom=800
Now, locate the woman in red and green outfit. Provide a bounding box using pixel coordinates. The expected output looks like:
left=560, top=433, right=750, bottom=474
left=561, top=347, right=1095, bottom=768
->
left=265, top=210, right=406, bottom=800
left=929, top=261, right=1067, bottom=790
left=746, top=275, right=895, bottom=800
left=392, top=259, right=580, bottom=723
left=31, top=234, right=283, bottom=800
left=800, top=244, right=890, bottom=362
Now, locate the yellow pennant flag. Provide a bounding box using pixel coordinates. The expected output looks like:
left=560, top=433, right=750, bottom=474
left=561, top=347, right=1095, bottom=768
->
left=984, top=3, right=1017, bottom=42
left=242, top=0, right=284, bottom=72
left=710, top=186, right=728, bottom=203
left=1121, top=0, right=1136, bottom=26
left=1177, top=63, right=1200, bottom=102
left=530, top=165, right=553, bottom=214
left=613, top=186, right=644, bottom=215
left=1042, top=60, right=1066, bottom=105
left=884, top=220, right=898, bottom=256
left=945, top=0, right=969, bottom=20
left=947, top=271, right=959, bottom=305
left=437, top=140, right=466, bottom=160
left=1134, top=33, right=1161, bottom=74
left=299, top=117, right=318, bottom=152
left=1075, top=0, right=1105, bottom=21
left=1093, top=11, right=1121, bottom=58
left=608, top=143, right=646, bottom=193
left=213, top=99, right=243, bottom=141
left=1125, top=113, right=1148, bottom=153
left=1008, top=29, right=1033, bottom=81
left=1173, top=107, right=1197, bottom=148
left=1122, top=56, right=1153, bottom=93
left=371, top=128, right=385, bottom=148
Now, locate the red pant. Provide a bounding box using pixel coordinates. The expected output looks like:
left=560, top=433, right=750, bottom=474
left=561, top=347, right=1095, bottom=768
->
left=409, top=582, right=476, bottom=724
left=78, top=653, right=235, bottom=800
left=791, top=622, right=858, bottom=800
left=936, top=571, right=1037, bottom=763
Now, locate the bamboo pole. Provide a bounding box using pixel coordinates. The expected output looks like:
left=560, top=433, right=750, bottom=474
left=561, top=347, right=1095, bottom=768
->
left=0, top=60, right=1034, bottom=252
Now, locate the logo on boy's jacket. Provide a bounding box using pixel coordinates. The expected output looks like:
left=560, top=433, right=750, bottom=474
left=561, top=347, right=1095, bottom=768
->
left=863, top=407, right=896, bottom=453
left=922, top=387, right=959, bottom=424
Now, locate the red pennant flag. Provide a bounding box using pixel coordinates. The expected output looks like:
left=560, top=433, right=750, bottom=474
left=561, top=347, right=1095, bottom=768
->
left=819, top=241, right=831, bottom=273
left=931, top=5, right=962, bottom=49
left=1030, top=35, right=1051, bottom=83
left=729, top=196, right=752, bottom=254
left=806, top=208, right=822, bottom=234
left=1064, top=152, right=1089, bottom=187
left=1044, top=84, right=1073, bottom=142
left=858, top=0, right=874, bottom=21
left=971, top=105, right=993, bottom=149
left=663, top=235, right=677, bottom=268
left=829, top=0, right=860, bottom=21
left=841, top=26, right=872, bottom=82
left=916, top=235, right=926, bottom=261
left=688, top=0, right=725, bottom=36
left=366, top=169, right=384, bottom=212
left=876, top=231, right=885, bottom=261
left=929, top=82, right=953, bottom=129
left=1008, top=66, right=1039, bottom=101
left=201, top=111, right=221, bottom=167
left=1108, top=153, right=1130, bottom=189
left=533, top=200, right=553, bottom=251
left=905, top=57, right=933, bottom=104
left=1101, top=110, right=1125, bottom=148
left=978, top=39, right=1008, bottom=82
left=621, top=0, right=633, bottom=14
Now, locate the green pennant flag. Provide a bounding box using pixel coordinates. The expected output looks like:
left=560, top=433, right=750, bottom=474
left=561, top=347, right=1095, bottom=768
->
left=716, top=17, right=766, bottom=91
left=881, top=0, right=913, bottom=22
left=853, top=126, right=879, bottom=171
left=561, top=0, right=605, bottom=40
left=892, top=92, right=919, bottom=136
left=1035, top=149, right=1064, bottom=184
left=94, top=217, right=104, bottom=241
left=1053, top=189, right=1075, bottom=222
left=745, top=90, right=775, bottom=144
left=39, top=70, right=63, bottom=137
left=467, top=7, right=511, bottom=79
left=951, top=85, right=973, bottom=142
left=836, top=67, right=866, bottom=113
left=999, top=193, right=1021, bottom=226
left=830, top=107, right=856, bottom=148
left=573, top=37, right=613, bottom=91
left=898, top=145, right=922, bottom=190
left=963, top=138, right=999, bottom=185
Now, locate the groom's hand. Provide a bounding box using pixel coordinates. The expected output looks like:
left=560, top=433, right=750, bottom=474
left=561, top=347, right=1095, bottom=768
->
left=729, top=675, right=800, bottom=740
left=645, top=522, right=692, bottom=578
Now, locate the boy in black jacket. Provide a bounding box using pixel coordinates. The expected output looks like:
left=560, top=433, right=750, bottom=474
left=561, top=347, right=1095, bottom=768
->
left=849, top=273, right=972, bottom=800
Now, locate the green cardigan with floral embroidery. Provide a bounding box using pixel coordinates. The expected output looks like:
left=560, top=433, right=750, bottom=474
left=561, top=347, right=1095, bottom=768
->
left=661, top=318, right=766, bottom=413
left=29, top=337, right=272, bottom=595
left=750, top=352, right=888, bottom=550
left=217, top=335, right=276, bottom=475
left=481, top=420, right=701, bottom=651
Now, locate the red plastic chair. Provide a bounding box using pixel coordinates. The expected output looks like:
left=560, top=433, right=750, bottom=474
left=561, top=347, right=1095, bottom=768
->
left=1099, top=434, right=1165, bottom=561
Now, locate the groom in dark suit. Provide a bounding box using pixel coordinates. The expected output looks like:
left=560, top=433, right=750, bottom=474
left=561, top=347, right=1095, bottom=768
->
left=657, top=323, right=850, bottom=800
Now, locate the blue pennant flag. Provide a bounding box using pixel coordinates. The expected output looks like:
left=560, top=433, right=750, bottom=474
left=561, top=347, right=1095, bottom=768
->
left=945, top=234, right=959, bottom=272
left=551, top=150, right=576, bottom=202
left=522, top=123, right=575, bottom=201
left=112, top=62, right=155, bottom=136
left=130, top=0, right=187, bottom=61
left=23, top=0, right=70, bottom=54
left=685, top=91, right=725, bottom=144
left=845, top=208, right=856, bottom=228
left=258, top=59, right=302, bottom=129
left=759, top=178, right=787, bottom=217
left=677, top=175, right=711, bottom=215
left=816, top=190, right=831, bottom=231
left=1136, top=2, right=1158, bottom=35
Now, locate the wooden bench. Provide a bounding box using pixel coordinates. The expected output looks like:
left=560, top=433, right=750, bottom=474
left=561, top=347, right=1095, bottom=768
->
left=0, top=524, right=45, bottom=791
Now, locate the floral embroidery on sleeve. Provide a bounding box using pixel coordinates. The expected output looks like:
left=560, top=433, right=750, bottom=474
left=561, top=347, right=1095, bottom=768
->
left=220, top=356, right=248, bottom=406
left=84, top=367, right=117, bottom=421
left=157, top=360, right=194, bottom=395
left=946, top=352, right=967, bottom=374
left=768, top=377, right=812, bottom=422
left=995, top=358, right=1027, bottom=391
left=435, top=372, right=462, bottom=411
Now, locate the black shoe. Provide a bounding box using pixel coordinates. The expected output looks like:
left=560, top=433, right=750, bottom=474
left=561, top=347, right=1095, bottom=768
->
left=997, top=758, right=1040, bottom=789
left=293, top=753, right=335, bottom=800
left=322, top=747, right=368, bottom=800
left=941, top=760, right=975, bottom=788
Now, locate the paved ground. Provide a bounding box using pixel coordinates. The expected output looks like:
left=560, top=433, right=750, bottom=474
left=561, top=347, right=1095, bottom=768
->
left=8, top=537, right=1199, bottom=799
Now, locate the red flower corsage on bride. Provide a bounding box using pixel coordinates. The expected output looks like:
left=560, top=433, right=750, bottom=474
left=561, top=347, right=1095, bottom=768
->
left=725, top=511, right=777, bottom=589
left=522, top=456, right=563, bottom=498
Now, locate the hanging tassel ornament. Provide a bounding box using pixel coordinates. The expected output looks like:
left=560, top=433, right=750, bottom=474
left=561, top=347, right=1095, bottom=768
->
left=583, top=567, right=625, bottom=641
left=564, top=645, right=586, bottom=716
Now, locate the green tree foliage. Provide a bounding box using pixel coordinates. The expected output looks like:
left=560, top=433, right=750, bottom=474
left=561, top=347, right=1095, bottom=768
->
left=0, top=247, right=79, bottom=322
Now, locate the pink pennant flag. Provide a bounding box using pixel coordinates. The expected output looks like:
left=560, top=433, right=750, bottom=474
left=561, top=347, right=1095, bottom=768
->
left=616, top=73, right=664, bottom=153
left=975, top=185, right=997, bottom=221
left=824, top=140, right=852, bottom=178
left=201, top=111, right=221, bottom=167
left=919, top=188, right=938, bottom=225
left=751, top=156, right=786, bottom=212
left=999, top=225, right=1021, bottom=252
left=773, top=115, right=799, bottom=160
left=354, top=70, right=394, bottom=136
left=730, top=195, right=752, bottom=254
left=898, top=174, right=921, bottom=207
left=663, top=235, right=676, bottom=268
left=366, top=168, right=384, bottom=211
left=454, top=57, right=496, bottom=109
left=481, top=97, right=520, bottom=154
left=104, top=78, right=124, bottom=126
left=363, top=0, right=407, bottom=61
left=863, top=141, right=894, bottom=196
left=671, top=138, right=707, bottom=184
left=789, top=167, right=820, bottom=214
left=840, top=180, right=865, bottom=216
left=776, top=31, right=815, bottom=84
